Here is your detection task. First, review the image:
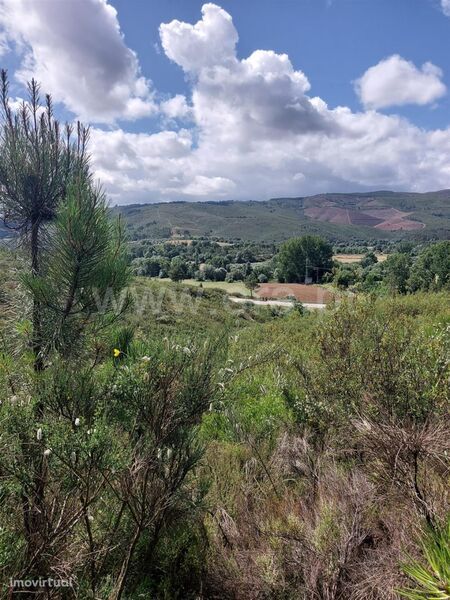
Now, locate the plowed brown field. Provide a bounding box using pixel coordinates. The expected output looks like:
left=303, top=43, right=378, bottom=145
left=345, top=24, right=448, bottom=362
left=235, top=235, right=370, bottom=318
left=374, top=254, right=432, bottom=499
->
left=256, top=283, right=335, bottom=304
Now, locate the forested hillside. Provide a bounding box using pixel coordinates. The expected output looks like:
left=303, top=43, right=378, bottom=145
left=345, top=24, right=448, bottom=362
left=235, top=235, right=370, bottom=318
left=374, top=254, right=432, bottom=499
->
left=116, top=190, right=450, bottom=243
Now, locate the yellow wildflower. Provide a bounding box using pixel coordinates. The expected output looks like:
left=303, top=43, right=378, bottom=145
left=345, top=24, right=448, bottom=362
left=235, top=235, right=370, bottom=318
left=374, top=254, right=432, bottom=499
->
left=113, top=348, right=121, bottom=358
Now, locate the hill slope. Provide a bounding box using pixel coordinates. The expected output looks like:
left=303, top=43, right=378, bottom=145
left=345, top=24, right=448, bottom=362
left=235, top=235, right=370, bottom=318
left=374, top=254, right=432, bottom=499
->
left=115, top=190, right=450, bottom=243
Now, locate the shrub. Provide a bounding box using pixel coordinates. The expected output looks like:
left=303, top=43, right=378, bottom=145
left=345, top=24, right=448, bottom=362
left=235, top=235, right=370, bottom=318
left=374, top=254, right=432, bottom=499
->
left=399, top=515, right=450, bottom=599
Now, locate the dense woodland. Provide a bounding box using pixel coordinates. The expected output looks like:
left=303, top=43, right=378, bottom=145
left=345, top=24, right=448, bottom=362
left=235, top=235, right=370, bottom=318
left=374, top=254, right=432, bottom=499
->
left=0, top=76, right=449, bottom=600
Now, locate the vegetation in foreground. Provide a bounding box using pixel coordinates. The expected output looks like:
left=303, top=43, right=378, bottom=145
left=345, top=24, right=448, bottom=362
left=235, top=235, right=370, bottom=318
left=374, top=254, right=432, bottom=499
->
left=0, top=75, right=449, bottom=599
left=1, top=256, right=449, bottom=599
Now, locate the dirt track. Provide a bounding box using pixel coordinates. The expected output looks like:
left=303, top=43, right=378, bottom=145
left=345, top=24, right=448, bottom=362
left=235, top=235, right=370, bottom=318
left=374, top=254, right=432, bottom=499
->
left=229, top=297, right=326, bottom=309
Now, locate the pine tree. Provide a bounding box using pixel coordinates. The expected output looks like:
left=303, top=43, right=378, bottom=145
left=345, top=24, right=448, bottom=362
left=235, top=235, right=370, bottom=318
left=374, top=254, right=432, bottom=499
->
left=23, top=178, right=130, bottom=359
left=0, top=70, right=90, bottom=370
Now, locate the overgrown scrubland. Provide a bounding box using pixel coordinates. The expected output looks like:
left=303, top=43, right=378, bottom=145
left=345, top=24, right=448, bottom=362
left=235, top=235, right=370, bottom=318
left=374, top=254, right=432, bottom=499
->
left=1, top=267, right=449, bottom=598
left=197, top=293, right=449, bottom=600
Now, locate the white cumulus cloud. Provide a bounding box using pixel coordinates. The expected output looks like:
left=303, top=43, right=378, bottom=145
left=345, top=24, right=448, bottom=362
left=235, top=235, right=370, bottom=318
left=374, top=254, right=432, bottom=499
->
left=160, top=94, right=193, bottom=121
left=355, top=54, right=447, bottom=110
left=442, top=0, right=450, bottom=17
left=0, top=0, right=156, bottom=123
left=160, top=4, right=331, bottom=138
left=160, top=3, right=238, bottom=73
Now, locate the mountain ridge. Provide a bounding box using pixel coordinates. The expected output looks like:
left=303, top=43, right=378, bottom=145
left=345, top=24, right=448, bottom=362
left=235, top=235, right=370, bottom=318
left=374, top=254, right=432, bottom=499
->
left=115, top=189, right=450, bottom=243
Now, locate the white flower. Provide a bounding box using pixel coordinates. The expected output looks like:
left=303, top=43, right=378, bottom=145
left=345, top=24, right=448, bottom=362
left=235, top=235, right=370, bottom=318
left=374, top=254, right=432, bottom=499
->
left=74, top=418, right=80, bottom=426
left=141, top=355, right=151, bottom=362
left=36, top=428, right=43, bottom=441
left=43, top=448, right=52, bottom=457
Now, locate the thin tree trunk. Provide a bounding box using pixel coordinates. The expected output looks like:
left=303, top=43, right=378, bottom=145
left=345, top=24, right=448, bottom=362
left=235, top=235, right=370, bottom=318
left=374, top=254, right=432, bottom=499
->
left=81, top=490, right=98, bottom=596
left=30, top=216, right=44, bottom=374
left=21, top=216, right=48, bottom=585
left=109, top=525, right=142, bottom=600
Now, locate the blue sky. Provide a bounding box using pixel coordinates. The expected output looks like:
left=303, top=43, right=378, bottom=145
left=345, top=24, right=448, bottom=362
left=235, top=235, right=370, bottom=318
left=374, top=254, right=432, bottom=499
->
left=113, top=0, right=450, bottom=130
left=0, top=0, right=449, bottom=204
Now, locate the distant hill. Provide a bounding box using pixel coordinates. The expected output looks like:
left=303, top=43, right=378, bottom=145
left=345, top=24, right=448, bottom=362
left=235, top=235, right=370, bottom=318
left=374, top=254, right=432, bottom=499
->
left=115, top=190, right=450, bottom=243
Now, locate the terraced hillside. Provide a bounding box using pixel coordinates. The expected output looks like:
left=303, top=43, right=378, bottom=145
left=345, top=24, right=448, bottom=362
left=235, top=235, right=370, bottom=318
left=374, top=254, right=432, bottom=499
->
left=115, top=189, right=450, bottom=243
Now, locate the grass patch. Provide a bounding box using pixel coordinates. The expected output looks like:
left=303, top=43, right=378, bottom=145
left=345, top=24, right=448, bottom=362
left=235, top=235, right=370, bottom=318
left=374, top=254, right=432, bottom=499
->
left=159, top=278, right=251, bottom=297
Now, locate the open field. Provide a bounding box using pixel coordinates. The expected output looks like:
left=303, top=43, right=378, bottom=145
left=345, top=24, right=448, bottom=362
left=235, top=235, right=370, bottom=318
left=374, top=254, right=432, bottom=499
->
left=256, top=282, right=335, bottom=303
left=165, top=239, right=233, bottom=247
left=158, top=278, right=335, bottom=303
left=334, top=253, right=365, bottom=263
left=333, top=253, right=388, bottom=263
left=159, top=278, right=251, bottom=296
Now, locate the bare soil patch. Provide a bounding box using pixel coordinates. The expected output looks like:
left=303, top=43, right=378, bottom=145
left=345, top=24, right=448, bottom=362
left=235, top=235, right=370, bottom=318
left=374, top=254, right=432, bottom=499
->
left=334, top=253, right=387, bottom=263
left=256, top=283, right=335, bottom=304
left=374, top=219, right=425, bottom=231
left=304, top=205, right=425, bottom=231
